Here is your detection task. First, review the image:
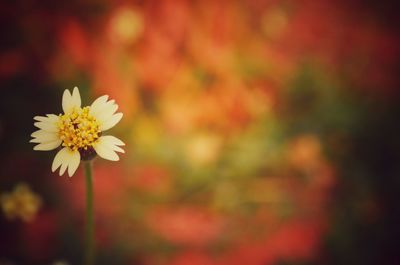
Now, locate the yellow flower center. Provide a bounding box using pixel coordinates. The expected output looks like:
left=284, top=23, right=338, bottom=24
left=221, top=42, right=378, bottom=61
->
left=58, top=107, right=101, bottom=151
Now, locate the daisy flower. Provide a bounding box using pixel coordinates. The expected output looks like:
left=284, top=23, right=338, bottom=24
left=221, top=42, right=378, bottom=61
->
left=30, top=87, right=125, bottom=177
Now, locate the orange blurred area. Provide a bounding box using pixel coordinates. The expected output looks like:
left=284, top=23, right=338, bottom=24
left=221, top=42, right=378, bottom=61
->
left=0, top=0, right=399, bottom=264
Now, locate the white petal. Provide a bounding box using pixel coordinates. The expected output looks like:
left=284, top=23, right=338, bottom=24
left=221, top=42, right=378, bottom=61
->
left=93, top=136, right=124, bottom=161
left=46, top=114, right=60, bottom=121
left=57, top=149, right=80, bottom=176
left=62, top=89, right=73, bottom=114
left=33, top=114, right=60, bottom=133
left=62, top=87, right=81, bottom=114
left=30, top=137, right=57, bottom=143
left=59, top=161, right=68, bottom=176
left=31, top=130, right=58, bottom=140
left=34, top=121, right=58, bottom=132
left=99, top=113, right=123, bottom=131
left=95, top=104, right=119, bottom=124
left=112, top=145, right=125, bottom=153
left=33, top=116, right=48, bottom=122
left=30, top=138, right=42, bottom=143
left=101, top=135, right=125, bottom=153
left=89, top=95, right=109, bottom=116
left=100, top=135, right=125, bottom=146
left=33, top=139, right=62, bottom=151
left=34, top=114, right=59, bottom=123
left=52, top=147, right=68, bottom=172
left=72, top=87, right=82, bottom=110
left=94, top=144, right=119, bottom=161
left=90, top=100, right=115, bottom=120
left=67, top=150, right=81, bottom=177
left=30, top=130, right=59, bottom=143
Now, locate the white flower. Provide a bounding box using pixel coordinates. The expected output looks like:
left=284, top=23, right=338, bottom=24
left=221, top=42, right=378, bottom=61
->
left=30, top=87, right=125, bottom=177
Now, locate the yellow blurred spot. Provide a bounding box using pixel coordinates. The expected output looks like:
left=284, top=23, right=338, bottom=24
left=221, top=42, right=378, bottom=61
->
left=133, top=116, right=162, bottom=151
left=1, top=183, right=42, bottom=222
left=185, top=133, right=222, bottom=166
left=109, top=7, right=143, bottom=45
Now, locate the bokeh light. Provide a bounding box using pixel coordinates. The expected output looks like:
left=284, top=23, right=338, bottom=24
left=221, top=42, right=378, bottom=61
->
left=1, top=0, right=399, bottom=264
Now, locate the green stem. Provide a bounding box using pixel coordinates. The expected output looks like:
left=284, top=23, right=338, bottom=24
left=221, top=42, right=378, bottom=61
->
left=84, top=162, right=95, bottom=265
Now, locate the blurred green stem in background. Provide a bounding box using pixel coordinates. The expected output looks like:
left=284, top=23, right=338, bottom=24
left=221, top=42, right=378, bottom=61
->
left=84, top=162, right=95, bottom=265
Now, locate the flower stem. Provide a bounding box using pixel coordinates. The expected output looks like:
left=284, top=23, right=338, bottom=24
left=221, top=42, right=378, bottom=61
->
left=84, top=162, right=95, bottom=265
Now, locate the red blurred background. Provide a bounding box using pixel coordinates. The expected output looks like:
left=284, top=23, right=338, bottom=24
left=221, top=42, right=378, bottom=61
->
left=0, top=0, right=399, bottom=264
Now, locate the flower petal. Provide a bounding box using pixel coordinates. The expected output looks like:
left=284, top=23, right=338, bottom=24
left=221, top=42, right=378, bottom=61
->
left=33, top=114, right=60, bottom=133
left=33, top=139, right=62, bottom=151
left=94, top=144, right=119, bottom=161
left=72, top=87, right=81, bottom=110
left=89, top=95, right=109, bottom=116
left=33, top=116, right=48, bottom=122
left=31, top=129, right=58, bottom=137
left=95, top=104, right=119, bottom=124
left=93, top=135, right=124, bottom=161
left=101, top=135, right=125, bottom=146
left=112, top=145, right=125, bottom=153
left=52, top=147, right=68, bottom=172
left=62, top=89, right=73, bottom=114
left=67, top=150, right=81, bottom=177
left=30, top=137, right=57, bottom=144
left=90, top=100, right=115, bottom=120
left=99, top=113, right=123, bottom=131
left=59, top=161, right=68, bottom=176
left=55, top=149, right=80, bottom=176
left=34, top=114, right=59, bottom=123
left=46, top=114, right=60, bottom=120
left=30, top=130, right=59, bottom=143
left=62, top=87, right=81, bottom=114
left=34, top=121, right=59, bottom=132
left=30, top=138, right=42, bottom=143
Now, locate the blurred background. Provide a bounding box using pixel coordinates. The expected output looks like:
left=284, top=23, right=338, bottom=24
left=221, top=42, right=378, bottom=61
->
left=0, top=0, right=399, bottom=264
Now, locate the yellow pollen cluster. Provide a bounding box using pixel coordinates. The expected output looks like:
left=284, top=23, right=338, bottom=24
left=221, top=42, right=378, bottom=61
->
left=1, top=183, right=42, bottom=222
left=58, top=107, right=100, bottom=151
